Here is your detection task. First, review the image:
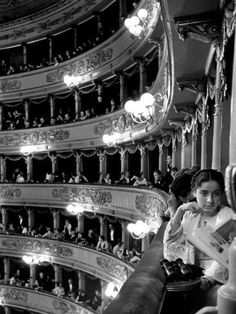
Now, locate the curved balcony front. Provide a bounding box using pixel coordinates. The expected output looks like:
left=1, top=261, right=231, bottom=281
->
left=0, top=235, right=134, bottom=285
left=0, top=184, right=169, bottom=223
left=0, top=284, right=95, bottom=314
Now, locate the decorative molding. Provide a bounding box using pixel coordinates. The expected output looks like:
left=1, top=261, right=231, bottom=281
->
left=0, top=79, right=21, bottom=92
left=0, top=129, right=69, bottom=146
left=96, top=256, right=131, bottom=282
left=46, top=48, right=113, bottom=83
left=168, top=119, right=185, bottom=129
left=174, top=102, right=197, bottom=116
left=53, top=298, right=85, bottom=314
left=174, top=11, right=221, bottom=43
left=0, top=187, right=21, bottom=199
left=2, top=238, right=73, bottom=257
left=0, top=287, right=27, bottom=302
left=135, top=194, right=167, bottom=217
left=176, top=78, right=205, bottom=94
left=52, top=186, right=112, bottom=205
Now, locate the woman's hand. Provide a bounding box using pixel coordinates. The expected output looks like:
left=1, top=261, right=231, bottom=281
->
left=178, top=202, right=202, bottom=215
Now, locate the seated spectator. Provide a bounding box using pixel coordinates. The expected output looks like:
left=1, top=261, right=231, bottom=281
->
left=68, top=172, right=76, bottom=183
left=7, top=223, right=16, bottom=234
left=69, top=230, right=77, bottom=242
left=91, top=290, right=102, bottom=310
left=44, top=172, right=54, bottom=183
left=60, top=171, right=68, bottom=183
left=86, top=229, right=97, bottom=247
left=76, top=232, right=87, bottom=245
left=79, top=111, right=87, bottom=121
left=85, top=109, right=91, bottom=119
left=16, top=172, right=25, bottom=183
left=132, top=173, right=148, bottom=187
left=50, top=117, right=56, bottom=126
left=32, top=118, right=38, bottom=128
left=56, top=111, right=64, bottom=124
left=42, top=226, right=53, bottom=238
left=38, top=117, right=46, bottom=128
left=64, top=113, right=71, bottom=123
left=129, top=248, right=142, bottom=264
left=119, top=171, right=132, bottom=185
left=65, top=50, right=71, bottom=60
left=96, top=235, right=111, bottom=252
left=75, top=290, right=87, bottom=304
left=9, top=274, right=17, bottom=285
left=150, top=170, right=168, bottom=192
left=24, top=120, right=31, bottom=128
left=74, top=171, right=88, bottom=183
left=63, top=219, right=72, bottom=240
left=52, top=282, right=65, bottom=297
left=102, top=173, right=112, bottom=184
left=112, top=242, right=124, bottom=258
left=36, top=272, right=46, bottom=290
left=66, top=278, right=77, bottom=299
left=170, top=166, right=178, bottom=180
left=8, top=122, right=15, bottom=130
left=52, top=228, right=64, bottom=240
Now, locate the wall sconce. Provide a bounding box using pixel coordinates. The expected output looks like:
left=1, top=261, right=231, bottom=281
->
left=124, top=92, right=155, bottom=124
left=124, top=9, right=148, bottom=37
left=64, top=74, right=82, bottom=89
left=127, top=220, right=150, bottom=239
left=22, top=255, right=47, bottom=265
left=66, top=203, right=85, bottom=216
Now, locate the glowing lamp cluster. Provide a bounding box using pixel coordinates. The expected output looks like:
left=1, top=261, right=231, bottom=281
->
left=102, top=132, right=121, bottom=146
left=22, top=255, right=46, bottom=265
left=66, top=203, right=85, bottom=216
left=124, top=9, right=148, bottom=37
left=127, top=220, right=150, bottom=239
left=64, top=74, right=82, bottom=88
left=124, top=92, right=155, bottom=124
left=105, top=283, right=120, bottom=299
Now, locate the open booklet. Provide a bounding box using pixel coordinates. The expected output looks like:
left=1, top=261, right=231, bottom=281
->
left=187, top=215, right=236, bottom=269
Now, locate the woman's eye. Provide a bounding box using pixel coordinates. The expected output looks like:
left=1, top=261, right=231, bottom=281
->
left=213, top=192, right=221, bottom=197
left=200, top=191, right=208, bottom=196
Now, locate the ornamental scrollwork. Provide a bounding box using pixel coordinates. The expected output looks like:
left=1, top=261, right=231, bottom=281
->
left=0, top=79, right=21, bottom=92
left=96, top=256, right=131, bottom=282
left=47, top=48, right=113, bottom=83
left=2, top=238, right=73, bottom=257
left=0, top=187, right=21, bottom=199
left=52, top=187, right=112, bottom=205
left=0, top=287, right=28, bottom=302
left=135, top=194, right=167, bottom=218
left=53, top=298, right=85, bottom=314
left=0, top=129, right=69, bottom=146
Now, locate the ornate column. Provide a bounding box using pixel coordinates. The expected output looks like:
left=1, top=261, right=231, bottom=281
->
left=141, top=235, right=150, bottom=253
left=74, top=88, right=81, bottom=121
left=138, top=58, right=147, bottom=94
left=0, top=104, right=3, bottom=131
left=30, top=264, right=36, bottom=287
left=191, top=120, right=197, bottom=167
left=97, top=82, right=103, bottom=98
left=121, top=220, right=130, bottom=250
left=101, top=279, right=107, bottom=310
left=3, top=257, right=10, bottom=283
left=24, top=98, right=30, bottom=123
left=49, top=154, right=58, bottom=175
left=1, top=207, right=7, bottom=232
left=52, top=209, right=60, bottom=230
left=54, top=264, right=62, bottom=286
left=200, top=96, right=209, bottom=169
left=171, top=135, right=177, bottom=168
left=98, top=151, right=107, bottom=179
left=76, top=214, right=84, bottom=233
left=119, top=72, right=127, bottom=107
left=77, top=270, right=85, bottom=291
left=158, top=143, right=163, bottom=172
left=181, top=130, right=187, bottom=169
left=0, top=155, right=6, bottom=182
left=75, top=151, right=82, bottom=175
left=49, top=95, right=56, bottom=120
left=211, top=48, right=223, bottom=170
left=119, top=0, right=127, bottom=26
left=25, top=155, right=33, bottom=182
left=73, top=25, right=78, bottom=51
left=99, top=216, right=107, bottom=236
left=5, top=307, right=11, bottom=314
left=120, top=148, right=128, bottom=174
left=22, top=42, right=27, bottom=65
left=48, top=36, right=53, bottom=64
left=139, top=146, right=148, bottom=178
left=27, top=208, right=34, bottom=232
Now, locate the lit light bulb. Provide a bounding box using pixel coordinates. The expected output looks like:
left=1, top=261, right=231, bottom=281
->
left=124, top=17, right=132, bottom=29
left=125, top=100, right=136, bottom=113
left=140, top=92, right=155, bottom=106
left=130, top=15, right=140, bottom=26
left=138, top=8, right=148, bottom=20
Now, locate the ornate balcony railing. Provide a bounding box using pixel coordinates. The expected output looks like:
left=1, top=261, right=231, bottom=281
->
left=0, top=284, right=95, bottom=314
left=0, top=235, right=134, bottom=285
left=0, top=184, right=169, bottom=223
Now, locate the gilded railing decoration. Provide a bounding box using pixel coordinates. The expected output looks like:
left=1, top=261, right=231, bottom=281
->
left=2, top=238, right=73, bottom=257
left=0, top=287, right=28, bottom=302
left=96, top=256, right=131, bottom=282
left=52, top=187, right=112, bottom=205
left=0, top=129, right=70, bottom=146
left=0, top=187, right=21, bottom=199
left=47, top=48, right=113, bottom=83
left=94, top=113, right=135, bottom=135
left=0, top=79, right=21, bottom=93
left=53, top=298, right=90, bottom=314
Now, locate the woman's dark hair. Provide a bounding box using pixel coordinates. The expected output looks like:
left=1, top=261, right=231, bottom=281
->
left=191, top=169, right=225, bottom=192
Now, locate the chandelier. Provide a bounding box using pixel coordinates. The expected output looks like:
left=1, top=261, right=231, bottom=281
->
left=22, top=255, right=47, bottom=265
left=124, top=8, right=148, bottom=37
left=127, top=220, right=150, bottom=239
left=102, top=132, right=121, bottom=146
left=124, top=92, right=155, bottom=124
left=66, top=203, right=85, bottom=215
left=64, top=74, right=82, bottom=89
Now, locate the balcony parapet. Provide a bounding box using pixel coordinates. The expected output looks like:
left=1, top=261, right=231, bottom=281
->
left=0, top=234, right=134, bottom=285
left=0, top=0, right=161, bottom=101
left=0, top=184, right=169, bottom=223
left=0, top=284, right=95, bottom=314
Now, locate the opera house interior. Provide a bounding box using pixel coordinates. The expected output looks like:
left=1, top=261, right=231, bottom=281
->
left=0, top=0, right=236, bottom=313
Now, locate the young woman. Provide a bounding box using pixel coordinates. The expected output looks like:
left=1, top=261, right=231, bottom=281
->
left=163, top=169, right=234, bottom=309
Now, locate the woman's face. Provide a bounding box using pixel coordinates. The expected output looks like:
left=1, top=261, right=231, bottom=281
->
left=193, top=180, right=222, bottom=216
